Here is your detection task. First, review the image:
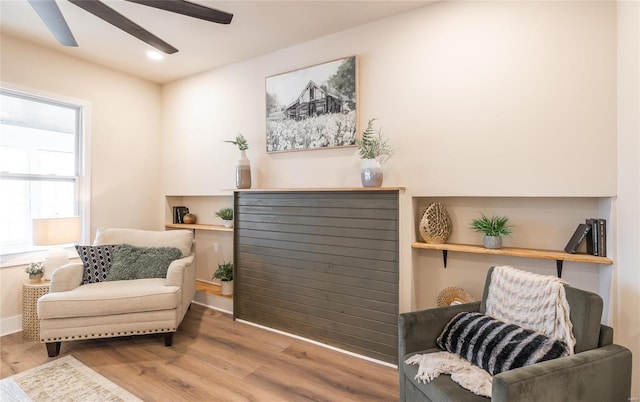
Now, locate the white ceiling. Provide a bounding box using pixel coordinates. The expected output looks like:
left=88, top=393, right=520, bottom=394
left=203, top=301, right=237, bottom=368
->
left=1, top=0, right=431, bottom=84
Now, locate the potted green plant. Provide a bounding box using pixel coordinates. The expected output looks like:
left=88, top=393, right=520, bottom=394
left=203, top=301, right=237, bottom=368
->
left=224, top=133, right=251, bottom=189
left=470, top=214, right=513, bottom=249
left=25, top=262, right=44, bottom=283
left=212, top=261, right=234, bottom=295
left=356, top=119, right=393, bottom=187
left=216, top=207, right=234, bottom=228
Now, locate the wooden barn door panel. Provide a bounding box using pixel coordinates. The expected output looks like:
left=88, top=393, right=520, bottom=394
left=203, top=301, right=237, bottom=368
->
left=234, top=190, right=399, bottom=364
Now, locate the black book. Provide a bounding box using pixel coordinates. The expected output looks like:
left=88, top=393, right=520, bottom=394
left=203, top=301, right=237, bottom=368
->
left=564, top=223, right=591, bottom=254
left=585, top=218, right=599, bottom=256
left=173, top=206, right=189, bottom=224
left=598, top=219, right=607, bottom=257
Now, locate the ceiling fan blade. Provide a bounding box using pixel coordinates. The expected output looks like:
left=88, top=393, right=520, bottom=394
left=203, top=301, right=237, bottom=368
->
left=68, top=0, right=178, bottom=54
left=125, top=0, right=233, bottom=25
left=27, top=0, right=78, bottom=47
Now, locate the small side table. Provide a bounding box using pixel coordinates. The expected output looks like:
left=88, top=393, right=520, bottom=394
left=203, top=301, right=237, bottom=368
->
left=22, top=281, right=50, bottom=341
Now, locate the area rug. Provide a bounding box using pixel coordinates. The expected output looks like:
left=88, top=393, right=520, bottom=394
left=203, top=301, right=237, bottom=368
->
left=0, top=355, right=142, bottom=402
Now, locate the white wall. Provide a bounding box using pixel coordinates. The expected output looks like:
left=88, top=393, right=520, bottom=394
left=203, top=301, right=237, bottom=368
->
left=617, top=0, right=640, bottom=393
left=162, top=1, right=617, bottom=197
left=0, top=34, right=164, bottom=326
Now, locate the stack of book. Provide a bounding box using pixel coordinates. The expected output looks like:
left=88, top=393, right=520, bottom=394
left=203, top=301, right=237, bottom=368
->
left=173, top=206, right=189, bottom=224
left=564, top=218, right=607, bottom=256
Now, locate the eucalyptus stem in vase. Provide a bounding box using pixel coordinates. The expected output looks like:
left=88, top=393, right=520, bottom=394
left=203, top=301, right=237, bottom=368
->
left=224, top=133, right=251, bottom=189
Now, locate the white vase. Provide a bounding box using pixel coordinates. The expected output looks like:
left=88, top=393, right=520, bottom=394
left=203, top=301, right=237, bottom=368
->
left=236, top=150, right=251, bottom=189
left=221, top=280, right=233, bottom=296
left=483, top=235, right=502, bottom=249
left=223, top=219, right=233, bottom=228
left=361, top=158, right=383, bottom=187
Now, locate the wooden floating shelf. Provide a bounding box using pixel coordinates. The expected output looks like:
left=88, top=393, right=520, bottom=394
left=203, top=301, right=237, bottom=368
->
left=165, top=223, right=233, bottom=232
left=233, top=187, right=405, bottom=192
left=411, top=242, right=612, bottom=277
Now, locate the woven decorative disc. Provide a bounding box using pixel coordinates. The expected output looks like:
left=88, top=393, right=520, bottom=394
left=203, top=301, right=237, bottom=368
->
left=419, top=202, right=452, bottom=244
left=437, top=287, right=474, bottom=307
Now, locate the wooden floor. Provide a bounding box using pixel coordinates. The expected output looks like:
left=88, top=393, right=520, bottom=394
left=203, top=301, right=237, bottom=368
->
left=0, top=304, right=398, bottom=401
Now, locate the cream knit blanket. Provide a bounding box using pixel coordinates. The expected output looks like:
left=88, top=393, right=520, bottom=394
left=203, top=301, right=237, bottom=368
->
left=486, top=265, right=575, bottom=353
left=406, top=266, right=575, bottom=397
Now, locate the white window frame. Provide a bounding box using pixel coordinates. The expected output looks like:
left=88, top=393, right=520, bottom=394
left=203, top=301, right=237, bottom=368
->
left=0, top=84, right=91, bottom=268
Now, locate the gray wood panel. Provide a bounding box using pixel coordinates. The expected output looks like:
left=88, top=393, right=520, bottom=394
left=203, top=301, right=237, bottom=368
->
left=237, top=251, right=397, bottom=283
left=234, top=190, right=399, bottom=364
left=237, top=221, right=397, bottom=241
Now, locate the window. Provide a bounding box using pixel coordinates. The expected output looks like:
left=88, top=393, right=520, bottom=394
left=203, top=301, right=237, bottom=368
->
left=0, top=88, right=86, bottom=260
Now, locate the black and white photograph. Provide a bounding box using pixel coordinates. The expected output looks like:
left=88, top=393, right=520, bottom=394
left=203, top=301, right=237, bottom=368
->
left=265, top=56, right=357, bottom=153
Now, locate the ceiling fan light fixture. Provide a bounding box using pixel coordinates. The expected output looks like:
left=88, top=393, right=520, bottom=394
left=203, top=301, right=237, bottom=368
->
left=29, top=0, right=233, bottom=53
left=146, top=50, right=164, bottom=61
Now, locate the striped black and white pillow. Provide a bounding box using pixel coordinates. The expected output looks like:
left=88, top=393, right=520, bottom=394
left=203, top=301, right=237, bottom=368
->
left=437, top=312, right=571, bottom=376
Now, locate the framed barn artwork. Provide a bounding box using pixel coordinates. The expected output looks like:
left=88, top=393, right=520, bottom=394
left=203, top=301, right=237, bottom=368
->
left=265, top=56, right=358, bottom=153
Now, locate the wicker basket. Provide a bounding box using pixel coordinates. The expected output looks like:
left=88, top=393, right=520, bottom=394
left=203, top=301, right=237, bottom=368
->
left=437, top=286, right=474, bottom=307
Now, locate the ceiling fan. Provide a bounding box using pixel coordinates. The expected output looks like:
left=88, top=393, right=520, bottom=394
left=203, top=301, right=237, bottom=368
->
left=27, top=0, right=233, bottom=54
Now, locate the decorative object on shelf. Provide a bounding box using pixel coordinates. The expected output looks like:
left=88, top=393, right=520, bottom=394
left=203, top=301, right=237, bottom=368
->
left=470, top=213, right=513, bottom=250
left=360, top=159, right=383, bottom=188
left=584, top=218, right=607, bottom=257
left=419, top=202, right=452, bottom=244
left=25, top=262, right=44, bottom=283
left=436, top=286, right=474, bottom=307
left=266, top=56, right=357, bottom=153
left=357, top=118, right=393, bottom=187
left=173, top=206, right=189, bottom=223
left=213, top=261, right=233, bottom=296
left=32, top=216, right=81, bottom=280
left=225, top=133, right=251, bottom=189
left=182, top=213, right=196, bottom=224
left=215, top=208, right=234, bottom=228
left=564, top=223, right=590, bottom=254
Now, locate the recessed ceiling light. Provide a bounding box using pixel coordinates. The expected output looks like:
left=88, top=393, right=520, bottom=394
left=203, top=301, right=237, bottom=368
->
left=146, top=50, right=164, bottom=61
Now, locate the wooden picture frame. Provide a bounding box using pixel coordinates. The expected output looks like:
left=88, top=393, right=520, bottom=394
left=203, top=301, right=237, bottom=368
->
left=265, top=56, right=358, bottom=153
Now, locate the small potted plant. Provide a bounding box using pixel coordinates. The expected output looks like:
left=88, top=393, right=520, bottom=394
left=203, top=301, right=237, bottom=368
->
left=216, top=207, right=234, bottom=228
left=470, top=214, right=513, bottom=249
left=25, top=262, right=44, bottom=283
left=224, top=133, right=251, bottom=189
left=356, top=119, right=393, bottom=187
left=212, top=261, right=234, bottom=296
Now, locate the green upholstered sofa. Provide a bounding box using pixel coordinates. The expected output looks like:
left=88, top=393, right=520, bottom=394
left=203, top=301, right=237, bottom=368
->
left=398, top=267, right=632, bottom=401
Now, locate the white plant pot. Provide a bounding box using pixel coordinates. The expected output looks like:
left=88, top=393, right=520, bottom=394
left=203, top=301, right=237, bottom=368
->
left=220, top=280, right=233, bottom=296
left=223, top=220, right=233, bottom=228
left=361, top=158, right=383, bottom=187
left=483, top=235, right=502, bottom=249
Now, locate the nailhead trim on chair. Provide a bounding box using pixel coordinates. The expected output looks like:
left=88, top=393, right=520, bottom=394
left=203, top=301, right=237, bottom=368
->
left=40, top=327, right=177, bottom=342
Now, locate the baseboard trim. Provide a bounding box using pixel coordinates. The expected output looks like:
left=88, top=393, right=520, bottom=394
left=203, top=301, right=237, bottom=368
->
left=236, top=319, right=398, bottom=369
left=192, top=290, right=233, bottom=314
left=192, top=300, right=233, bottom=315
left=1, top=315, right=22, bottom=337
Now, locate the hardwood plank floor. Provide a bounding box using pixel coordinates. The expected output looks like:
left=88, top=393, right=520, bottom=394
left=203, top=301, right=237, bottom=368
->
left=0, top=304, right=399, bottom=401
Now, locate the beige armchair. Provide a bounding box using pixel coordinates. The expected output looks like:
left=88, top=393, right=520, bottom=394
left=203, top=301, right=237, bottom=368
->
left=37, top=227, right=195, bottom=357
